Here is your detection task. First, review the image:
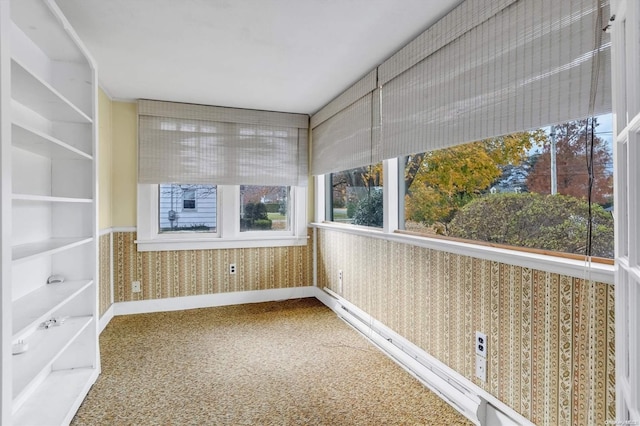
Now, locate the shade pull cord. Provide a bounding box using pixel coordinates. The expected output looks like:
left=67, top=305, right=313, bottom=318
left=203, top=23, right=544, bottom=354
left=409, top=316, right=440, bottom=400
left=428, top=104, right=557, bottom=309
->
left=584, top=0, right=604, bottom=262
left=582, top=2, right=605, bottom=425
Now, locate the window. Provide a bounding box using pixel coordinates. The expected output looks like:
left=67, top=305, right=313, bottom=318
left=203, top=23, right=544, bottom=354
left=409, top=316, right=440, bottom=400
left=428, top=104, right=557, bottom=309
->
left=137, top=184, right=307, bottom=251
left=182, top=189, right=196, bottom=210
left=400, top=115, right=614, bottom=259
left=158, top=184, right=216, bottom=233
left=329, top=163, right=383, bottom=228
left=240, top=185, right=290, bottom=232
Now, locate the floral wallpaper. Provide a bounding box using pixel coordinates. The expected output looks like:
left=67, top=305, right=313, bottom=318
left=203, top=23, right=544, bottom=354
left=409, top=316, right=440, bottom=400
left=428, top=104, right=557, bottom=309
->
left=316, top=228, right=615, bottom=426
left=99, top=233, right=111, bottom=317
left=111, top=231, right=313, bottom=302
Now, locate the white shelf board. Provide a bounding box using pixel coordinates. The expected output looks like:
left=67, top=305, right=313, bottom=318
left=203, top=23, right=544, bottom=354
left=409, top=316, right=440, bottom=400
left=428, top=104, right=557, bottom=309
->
left=12, top=237, right=93, bottom=263
left=12, top=122, right=92, bottom=160
left=13, top=193, right=92, bottom=204
left=13, top=280, right=93, bottom=339
left=11, top=0, right=87, bottom=63
left=12, top=368, right=98, bottom=426
left=13, top=316, right=93, bottom=402
left=11, top=59, right=92, bottom=124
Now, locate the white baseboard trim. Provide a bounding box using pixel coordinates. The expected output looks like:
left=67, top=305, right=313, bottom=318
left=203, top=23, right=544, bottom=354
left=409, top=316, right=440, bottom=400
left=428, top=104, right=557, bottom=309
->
left=113, top=286, right=317, bottom=316
left=312, top=287, right=535, bottom=426
left=99, top=305, right=114, bottom=334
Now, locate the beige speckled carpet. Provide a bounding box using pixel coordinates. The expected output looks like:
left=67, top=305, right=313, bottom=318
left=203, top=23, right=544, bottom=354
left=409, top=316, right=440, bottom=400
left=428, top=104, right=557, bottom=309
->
left=72, top=298, right=472, bottom=425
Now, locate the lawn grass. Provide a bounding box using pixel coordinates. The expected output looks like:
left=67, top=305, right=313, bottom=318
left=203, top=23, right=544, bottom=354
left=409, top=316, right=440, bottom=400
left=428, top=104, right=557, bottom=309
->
left=332, top=208, right=348, bottom=220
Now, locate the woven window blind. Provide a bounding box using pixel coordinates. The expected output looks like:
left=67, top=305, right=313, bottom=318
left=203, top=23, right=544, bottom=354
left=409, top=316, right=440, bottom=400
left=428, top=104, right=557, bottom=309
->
left=310, top=0, right=611, bottom=175
left=311, top=92, right=380, bottom=175
left=310, top=70, right=378, bottom=175
left=379, top=0, right=611, bottom=159
left=138, top=100, right=309, bottom=186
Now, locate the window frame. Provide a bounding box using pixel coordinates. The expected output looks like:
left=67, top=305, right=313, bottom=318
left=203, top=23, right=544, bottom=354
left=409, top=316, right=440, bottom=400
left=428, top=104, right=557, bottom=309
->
left=313, top=158, right=614, bottom=284
left=323, top=162, right=389, bottom=230
left=137, top=184, right=308, bottom=251
left=239, top=185, right=293, bottom=236
left=393, top=126, right=614, bottom=262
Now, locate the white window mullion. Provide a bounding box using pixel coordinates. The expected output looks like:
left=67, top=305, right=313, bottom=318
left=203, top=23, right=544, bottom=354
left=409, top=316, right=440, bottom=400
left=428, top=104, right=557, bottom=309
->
left=383, top=158, right=398, bottom=234
left=218, top=185, right=239, bottom=239
left=292, top=186, right=308, bottom=238
left=313, top=175, right=326, bottom=223
left=136, top=184, right=157, bottom=239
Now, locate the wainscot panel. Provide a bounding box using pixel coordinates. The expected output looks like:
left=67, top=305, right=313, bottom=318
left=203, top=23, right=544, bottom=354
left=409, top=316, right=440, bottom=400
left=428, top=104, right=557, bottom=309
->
left=99, top=232, right=112, bottom=317
left=113, top=230, right=313, bottom=302
left=316, top=228, right=615, bottom=426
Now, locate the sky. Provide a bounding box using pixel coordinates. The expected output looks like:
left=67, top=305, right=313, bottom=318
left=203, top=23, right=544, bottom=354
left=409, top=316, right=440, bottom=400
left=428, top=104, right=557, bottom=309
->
left=530, top=113, right=614, bottom=162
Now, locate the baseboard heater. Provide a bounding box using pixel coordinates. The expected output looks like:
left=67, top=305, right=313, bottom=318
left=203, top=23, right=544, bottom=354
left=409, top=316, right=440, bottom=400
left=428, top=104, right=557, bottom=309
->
left=320, top=288, right=532, bottom=426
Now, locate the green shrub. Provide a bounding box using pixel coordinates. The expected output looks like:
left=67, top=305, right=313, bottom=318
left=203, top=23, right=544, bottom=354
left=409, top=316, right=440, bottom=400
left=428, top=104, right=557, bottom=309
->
left=244, top=203, right=256, bottom=221
left=352, top=190, right=383, bottom=228
left=448, top=193, right=613, bottom=258
left=346, top=201, right=357, bottom=218
left=253, top=219, right=273, bottom=230
left=241, top=202, right=272, bottom=230
left=240, top=218, right=252, bottom=231
left=251, top=202, right=269, bottom=220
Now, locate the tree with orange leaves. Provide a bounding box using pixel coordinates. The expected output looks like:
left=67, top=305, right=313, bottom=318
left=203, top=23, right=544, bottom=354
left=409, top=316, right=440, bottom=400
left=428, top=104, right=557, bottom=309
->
left=526, top=119, right=612, bottom=205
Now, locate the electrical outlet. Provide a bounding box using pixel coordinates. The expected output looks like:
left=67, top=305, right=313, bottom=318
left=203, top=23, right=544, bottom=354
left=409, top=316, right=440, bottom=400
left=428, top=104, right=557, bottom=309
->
left=229, top=263, right=237, bottom=275
left=132, top=281, right=141, bottom=293
left=338, top=270, right=343, bottom=292
left=475, top=354, right=487, bottom=382
left=475, top=331, right=487, bottom=357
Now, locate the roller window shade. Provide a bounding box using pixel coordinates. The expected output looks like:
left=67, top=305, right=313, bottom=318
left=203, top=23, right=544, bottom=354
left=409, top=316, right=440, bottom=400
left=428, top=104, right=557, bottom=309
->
left=311, top=92, right=379, bottom=175
left=379, top=0, right=611, bottom=160
left=138, top=100, right=309, bottom=186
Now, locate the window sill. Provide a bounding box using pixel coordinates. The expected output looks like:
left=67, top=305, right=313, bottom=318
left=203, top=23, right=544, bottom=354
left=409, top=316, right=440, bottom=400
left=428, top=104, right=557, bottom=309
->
left=135, top=235, right=309, bottom=252
left=311, top=222, right=614, bottom=284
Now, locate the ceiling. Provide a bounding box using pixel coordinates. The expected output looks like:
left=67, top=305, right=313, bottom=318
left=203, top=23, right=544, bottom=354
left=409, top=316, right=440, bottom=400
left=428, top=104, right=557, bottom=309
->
left=55, top=0, right=463, bottom=115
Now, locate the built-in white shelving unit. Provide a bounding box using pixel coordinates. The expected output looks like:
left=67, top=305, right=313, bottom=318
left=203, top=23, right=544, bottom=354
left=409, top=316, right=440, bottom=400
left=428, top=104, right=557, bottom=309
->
left=0, top=0, right=99, bottom=424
